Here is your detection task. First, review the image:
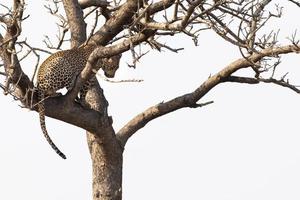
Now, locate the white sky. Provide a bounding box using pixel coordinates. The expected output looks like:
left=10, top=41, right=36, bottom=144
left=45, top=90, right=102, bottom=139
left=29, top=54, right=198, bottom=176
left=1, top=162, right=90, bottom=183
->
left=1, top=1, right=300, bottom=200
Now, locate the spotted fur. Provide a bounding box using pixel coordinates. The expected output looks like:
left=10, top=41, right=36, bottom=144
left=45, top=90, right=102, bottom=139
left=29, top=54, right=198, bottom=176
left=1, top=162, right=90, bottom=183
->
left=36, top=44, right=121, bottom=159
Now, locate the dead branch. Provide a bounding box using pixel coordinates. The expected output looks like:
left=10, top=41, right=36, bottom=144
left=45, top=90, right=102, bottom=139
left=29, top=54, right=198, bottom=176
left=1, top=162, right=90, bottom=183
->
left=246, top=0, right=272, bottom=51
left=89, top=0, right=145, bottom=45
left=97, top=73, right=144, bottom=83
left=116, top=44, right=300, bottom=147
left=148, top=39, right=184, bottom=52
left=85, top=9, right=99, bottom=45
left=288, top=0, right=300, bottom=7
left=62, top=0, right=86, bottom=47
left=17, top=40, right=53, bottom=82
left=44, top=0, right=69, bottom=49
left=78, top=0, right=110, bottom=9
left=224, top=76, right=300, bottom=94
left=0, top=0, right=32, bottom=100
left=148, top=0, right=175, bottom=15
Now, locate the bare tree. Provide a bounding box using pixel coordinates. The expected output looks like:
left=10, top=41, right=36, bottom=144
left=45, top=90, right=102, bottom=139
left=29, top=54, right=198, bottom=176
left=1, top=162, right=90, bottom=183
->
left=0, top=0, right=300, bottom=199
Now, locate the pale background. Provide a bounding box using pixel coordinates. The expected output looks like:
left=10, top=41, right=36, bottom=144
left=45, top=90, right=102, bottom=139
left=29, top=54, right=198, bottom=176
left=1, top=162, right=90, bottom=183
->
left=0, top=1, right=300, bottom=200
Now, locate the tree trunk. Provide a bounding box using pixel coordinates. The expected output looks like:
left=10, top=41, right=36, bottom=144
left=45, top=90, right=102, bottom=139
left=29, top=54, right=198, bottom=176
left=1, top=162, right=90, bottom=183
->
left=87, top=132, right=123, bottom=200
left=85, top=82, right=123, bottom=200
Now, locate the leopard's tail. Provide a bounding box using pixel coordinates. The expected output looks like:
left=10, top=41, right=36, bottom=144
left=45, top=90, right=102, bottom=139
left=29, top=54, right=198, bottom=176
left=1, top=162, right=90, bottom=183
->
left=38, top=90, right=66, bottom=159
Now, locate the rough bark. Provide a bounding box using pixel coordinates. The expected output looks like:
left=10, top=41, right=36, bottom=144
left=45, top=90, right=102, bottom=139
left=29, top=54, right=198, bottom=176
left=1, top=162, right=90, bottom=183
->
left=90, top=0, right=143, bottom=45
left=85, top=83, right=123, bottom=200
left=78, top=0, right=109, bottom=9
left=87, top=132, right=123, bottom=200
left=62, top=0, right=87, bottom=48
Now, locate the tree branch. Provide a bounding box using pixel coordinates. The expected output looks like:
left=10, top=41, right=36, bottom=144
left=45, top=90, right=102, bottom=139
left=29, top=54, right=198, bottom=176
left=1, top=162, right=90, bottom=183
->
left=224, top=76, right=300, bottom=93
left=62, top=0, right=87, bottom=47
left=247, top=0, right=272, bottom=50
left=116, top=44, right=300, bottom=147
left=148, top=0, right=175, bottom=15
left=43, top=96, right=104, bottom=134
left=78, top=0, right=110, bottom=9
left=0, top=0, right=31, bottom=99
left=90, top=0, right=144, bottom=45
left=288, top=0, right=300, bottom=7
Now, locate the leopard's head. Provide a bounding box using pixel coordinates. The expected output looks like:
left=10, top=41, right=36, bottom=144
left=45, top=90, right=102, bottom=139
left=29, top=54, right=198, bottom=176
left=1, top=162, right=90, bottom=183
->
left=100, top=54, right=122, bottom=78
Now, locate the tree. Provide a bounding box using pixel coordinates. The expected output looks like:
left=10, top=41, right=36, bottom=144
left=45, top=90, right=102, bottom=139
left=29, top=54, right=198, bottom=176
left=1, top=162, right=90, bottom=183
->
left=0, top=0, right=300, bottom=199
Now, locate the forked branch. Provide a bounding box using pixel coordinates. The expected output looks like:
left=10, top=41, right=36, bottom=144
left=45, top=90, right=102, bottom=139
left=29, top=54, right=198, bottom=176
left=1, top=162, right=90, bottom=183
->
left=116, top=44, right=300, bottom=147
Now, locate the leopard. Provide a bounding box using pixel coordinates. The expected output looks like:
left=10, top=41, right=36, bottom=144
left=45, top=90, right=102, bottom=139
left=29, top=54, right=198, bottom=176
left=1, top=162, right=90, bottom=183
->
left=36, top=44, right=121, bottom=159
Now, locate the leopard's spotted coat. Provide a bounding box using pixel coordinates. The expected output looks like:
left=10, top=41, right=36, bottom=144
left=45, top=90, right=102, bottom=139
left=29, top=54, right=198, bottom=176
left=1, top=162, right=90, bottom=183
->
left=36, top=44, right=121, bottom=159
